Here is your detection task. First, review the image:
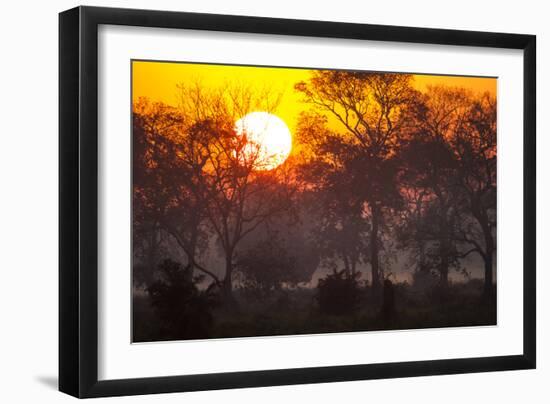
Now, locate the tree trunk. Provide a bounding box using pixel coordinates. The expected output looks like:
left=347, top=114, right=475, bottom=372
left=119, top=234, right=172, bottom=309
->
left=439, top=260, right=449, bottom=288
left=439, top=226, right=450, bottom=289
left=351, top=255, right=357, bottom=276
left=474, top=209, right=495, bottom=298
left=370, top=203, right=381, bottom=292
left=483, top=231, right=495, bottom=297
left=147, top=227, right=158, bottom=272
left=342, top=254, right=350, bottom=276
left=222, top=250, right=234, bottom=300
left=187, top=229, right=198, bottom=275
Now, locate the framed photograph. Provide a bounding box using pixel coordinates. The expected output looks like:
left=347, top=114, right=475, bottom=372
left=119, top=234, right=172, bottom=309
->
left=59, top=6, right=536, bottom=398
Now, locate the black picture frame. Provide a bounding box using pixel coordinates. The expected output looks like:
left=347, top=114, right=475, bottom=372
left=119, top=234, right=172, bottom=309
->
left=59, top=5, right=536, bottom=398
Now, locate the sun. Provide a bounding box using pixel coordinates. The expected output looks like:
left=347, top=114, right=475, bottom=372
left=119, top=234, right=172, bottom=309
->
left=235, top=112, right=292, bottom=170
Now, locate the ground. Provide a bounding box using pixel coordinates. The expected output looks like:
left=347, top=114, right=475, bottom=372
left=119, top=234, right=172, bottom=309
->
left=133, top=279, right=496, bottom=343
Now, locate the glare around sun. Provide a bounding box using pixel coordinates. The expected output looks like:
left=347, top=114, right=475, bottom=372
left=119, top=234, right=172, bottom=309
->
left=235, top=112, right=292, bottom=170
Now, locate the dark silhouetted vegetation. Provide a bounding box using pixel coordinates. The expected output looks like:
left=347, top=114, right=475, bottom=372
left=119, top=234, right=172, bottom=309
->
left=143, top=259, right=219, bottom=341
left=317, top=270, right=363, bottom=315
left=132, top=68, right=496, bottom=342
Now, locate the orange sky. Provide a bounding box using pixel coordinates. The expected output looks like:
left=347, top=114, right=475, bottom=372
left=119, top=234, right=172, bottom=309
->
left=132, top=60, right=496, bottom=134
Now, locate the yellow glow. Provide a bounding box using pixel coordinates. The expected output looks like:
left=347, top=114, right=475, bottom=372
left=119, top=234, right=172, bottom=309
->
left=132, top=61, right=497, bottom=155
left=235, top=112, right=293, bottom=170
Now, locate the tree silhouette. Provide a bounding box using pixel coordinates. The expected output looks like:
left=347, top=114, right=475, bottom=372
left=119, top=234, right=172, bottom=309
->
left=453, top=93, right=497, bottom=296
left=296, top=72, right=419, bottom=291
left=398, top=86, right=472, bottom=287
left=236, top=234, right=302, bottom=295
left=133, top=98, right=218, bottom=286
left=173, top=84, right=296, bottom=300
left=295, top=112, right=368, bottom=277
left=399, top=87, right=497, bottom=294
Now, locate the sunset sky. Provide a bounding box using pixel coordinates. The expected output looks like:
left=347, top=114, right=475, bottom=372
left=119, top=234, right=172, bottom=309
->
left=132, top=60, right=497, bottom=134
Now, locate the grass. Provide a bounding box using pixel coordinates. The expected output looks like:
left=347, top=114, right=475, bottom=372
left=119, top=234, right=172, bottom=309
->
left=133, top=279, right=496, bottom=343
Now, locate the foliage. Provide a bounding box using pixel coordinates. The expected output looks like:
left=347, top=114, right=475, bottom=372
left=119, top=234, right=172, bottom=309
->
left=397, top=86, right=496, bottom=289
left=132, top=87, right=297, bottom=297
left=147, top=259, right=219, bottom=340
left=296, top=71, right=419, bottom=290
left=316, top=270, right=363, bottom=315
left=132, top=72, right=498, bottom=341
left=236, top=236, right=301, bottom=295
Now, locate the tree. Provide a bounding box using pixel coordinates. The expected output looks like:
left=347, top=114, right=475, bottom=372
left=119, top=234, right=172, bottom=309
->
left=453, top=93, right=497, bottom=296
left=398, top=86, right=472, bottom=287
left=175, top=84, right=295, bottom=299
left=236, top=235, right=301, bottom=295
left=399, top=87, right=497, bottom=295
left=295, top=112, right=368, bottom=277
left=134, top=84, right=296, bottom=300
left=132, top=98, right=218, bottom=286
left=295, top=72, right=419, bottom=291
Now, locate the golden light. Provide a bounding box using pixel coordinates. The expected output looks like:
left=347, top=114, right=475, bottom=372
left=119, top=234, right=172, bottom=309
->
left=235, top=112, right=292, bottom=170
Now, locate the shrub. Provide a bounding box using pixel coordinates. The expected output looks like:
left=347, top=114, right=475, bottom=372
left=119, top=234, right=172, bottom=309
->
left=236, top=237, right=300, bottom=295
left=147, top=259, right=218, bottom=340
left=317, top=270, right=362, bottom=315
